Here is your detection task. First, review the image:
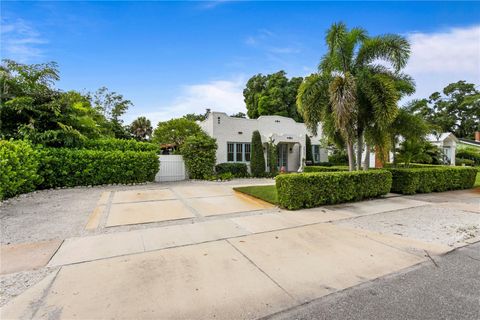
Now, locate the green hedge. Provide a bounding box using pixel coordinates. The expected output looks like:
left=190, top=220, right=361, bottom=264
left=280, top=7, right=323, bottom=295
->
left=215, top=163, right=248, bottom=177
left=303, top=166, right=349, bottom=172
left=276, top=170, right=392, bottom=210
left=180, top=133, right=217, bottom=179
left=456, top=148, right=480, bottom=166
left=0, top=140, right=42, bottom=200
left=82, top=138, right=159, bottom=153
left=37, top=148, right=159, bottom=188
left=388, top=166, right=477, bottom=195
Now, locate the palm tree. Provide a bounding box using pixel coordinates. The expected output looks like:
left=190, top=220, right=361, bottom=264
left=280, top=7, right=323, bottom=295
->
left=130, top=116, right=152, bottom=141
left=297, top=22, right=414, bottom=171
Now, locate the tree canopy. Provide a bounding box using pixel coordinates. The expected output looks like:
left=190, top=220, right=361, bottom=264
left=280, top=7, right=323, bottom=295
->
left=406, top=81, right=480, bottom=139
left=244, top=71, right=303, bottom=122
left=152, top=118, right=202, bottom=147
left=130, top=116, right=153, bottom=141
left=297, top=22, right=413, bottom=170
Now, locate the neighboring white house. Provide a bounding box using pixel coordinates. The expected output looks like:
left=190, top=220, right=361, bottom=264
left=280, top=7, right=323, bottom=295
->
left=369, top=132, right=458, bottom=167
left=426, top=132, right=458, bottom=165
left=198, top=111, right=327, bottom=172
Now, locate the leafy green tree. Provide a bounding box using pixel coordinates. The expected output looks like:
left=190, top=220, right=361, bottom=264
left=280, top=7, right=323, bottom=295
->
left=250, top=130, right=265, bottom=177
left=0, top=59, right=108, bottom=147
left=305, top=135, right=313, bottom=163
left=244, top=71, right=303, bottom=122
left=407, top=81, right=480, bottom=139
left=152, top=118, right=202, bottom=147
left=182, top=112, right=207, bottom=122
left=92, top=86, right=132, bottom=139
left=297, top=22, right=412, bottom=171
left=180, top=132, right=217, bottom=179
left=230, top=112, right=247, bottom=118
left=130, top=116, right=152, bottom=141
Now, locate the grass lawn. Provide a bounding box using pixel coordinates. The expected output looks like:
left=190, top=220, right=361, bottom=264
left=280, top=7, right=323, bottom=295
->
left=234, top=185, right=278, bottom=205
left=475, top=172, right=480, bottom=187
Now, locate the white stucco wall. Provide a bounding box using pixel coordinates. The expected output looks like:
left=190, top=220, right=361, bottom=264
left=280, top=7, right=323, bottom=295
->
left=198, top=112, right=327, bottom=171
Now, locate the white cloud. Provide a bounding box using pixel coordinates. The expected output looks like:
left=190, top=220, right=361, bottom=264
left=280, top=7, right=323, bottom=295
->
left=134, top=77, right=246, bottom=125
left=0, top=18, right=47, bottom=62
left=405, top=25, right=480, bottom=100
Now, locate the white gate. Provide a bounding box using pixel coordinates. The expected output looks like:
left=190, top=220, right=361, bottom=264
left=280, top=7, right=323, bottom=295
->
left=155, top=155, right=187, bottom=182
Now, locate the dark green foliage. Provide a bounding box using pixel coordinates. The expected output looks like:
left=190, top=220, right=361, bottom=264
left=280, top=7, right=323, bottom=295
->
left=82, top=138, right=159, bottom=153
left=303, top=166, right=349, bottom=172
left=305, top=135, right=313, bottom=163
left=406, top=81, right=480, bottom=139
left=456, top=158, right=475, bottom=166
left=215, top=163, right=248, bottom=177
left=267, top=141, right=277, bottom=175
left=152, top=118, right=202, bottom=147
left=0, top=140, right=42, bottom=200
left=328, top=149, right=349, bottom=165
left=37, top=148, right=159, bottom=189
left=250, top=131, right=265, bottom=177
left=276, top=170, right=392, bottom=210
left=234, top=185, right=278, bottom=205
left=244, top=71, right=303, bottom=122
left=456, top=148, right=480, bottom=166
left=180, top=133, right=217, bottom=179
left=388, top=166, right=477, bottom=195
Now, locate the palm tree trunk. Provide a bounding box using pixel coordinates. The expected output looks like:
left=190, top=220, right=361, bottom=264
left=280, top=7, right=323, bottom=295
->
left=363, top=142, right=370, bottom=170
left=356, top=133, right=363, bottom=171
left=347, top=143, right=355, bottom=171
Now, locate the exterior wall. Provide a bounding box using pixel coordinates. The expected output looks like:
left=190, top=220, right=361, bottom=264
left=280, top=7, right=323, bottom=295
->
left=198, top=111, right=324, bottom=171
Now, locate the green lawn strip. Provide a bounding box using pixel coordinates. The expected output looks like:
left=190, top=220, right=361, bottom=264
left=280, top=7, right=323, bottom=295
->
left=234, top=185, right=278, bottom=205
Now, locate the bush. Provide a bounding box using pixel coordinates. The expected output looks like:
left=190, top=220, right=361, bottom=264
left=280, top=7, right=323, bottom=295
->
left=388, top=166, right=477, bottom=195
left=456, top=148, right=480, bottom=166
left=250, top=130, right=265, bottom=177
left=328, top=149, right=348, bottom=165
left=82, top=138, right=159, bottom=152
left=305, top=135, right=313, bottom=163
left=456, top=158, right=475, bottom=166
left=37, top=148, right=159, bottom=188
left=0, top=140, right=42, bottom=200
left=303, top=166, right=348, bottom=172
left=180, top=133, right=217, bottom=179
left=276, top=170, right=392, bottom=210
left=215, top=163, right=248, bottom=177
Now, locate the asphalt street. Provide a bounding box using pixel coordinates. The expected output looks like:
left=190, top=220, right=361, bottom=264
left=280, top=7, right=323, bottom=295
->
left=266, top=242, right=480, bottom=320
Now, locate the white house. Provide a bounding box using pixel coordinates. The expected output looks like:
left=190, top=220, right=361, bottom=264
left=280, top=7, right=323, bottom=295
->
left=198, top=111, right=327, bottom=172
left=426, top=132, right=458, bottom=165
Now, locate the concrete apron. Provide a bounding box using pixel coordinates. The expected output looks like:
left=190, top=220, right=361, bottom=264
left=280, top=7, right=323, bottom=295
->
left=1, top=220, right=452, bottom=320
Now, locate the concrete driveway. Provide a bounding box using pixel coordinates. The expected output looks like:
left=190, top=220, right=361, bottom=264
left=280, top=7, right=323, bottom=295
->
left=1, top=183, right=479, bottom=319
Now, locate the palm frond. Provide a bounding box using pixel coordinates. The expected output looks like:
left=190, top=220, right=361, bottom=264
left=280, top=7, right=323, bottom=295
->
left=356, top=34, right=410, bottom=71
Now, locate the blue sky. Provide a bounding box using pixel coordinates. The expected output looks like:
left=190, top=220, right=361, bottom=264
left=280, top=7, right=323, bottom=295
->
left=1, top=1, right=479, bottom=124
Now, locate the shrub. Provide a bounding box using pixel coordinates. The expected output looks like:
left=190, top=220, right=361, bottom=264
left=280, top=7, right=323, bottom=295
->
left=456, top=158, right=475, bottom=166
left=305, top=135, right=313, bottom=163
left=303, top=166, right=348, bottom=172
left=180, top=133, right=217, bottom=179
left=328, top=149, right=348, bottom=165
left=37, top=148, right=159, bottom=188
left=250, top=130, right=265, bottom=177
left=267, top=141, right=277, bottom=175
left=276, top=170, right=392, bottom=210
left=456, top=148, right=480, bottom=166
left=0, top=140, right=42, bottom=200
left=82, top=138, right=159, bottom=152
left=215, top=163, right=248, bottom=177
left=388, top=166, right=477, bottom=195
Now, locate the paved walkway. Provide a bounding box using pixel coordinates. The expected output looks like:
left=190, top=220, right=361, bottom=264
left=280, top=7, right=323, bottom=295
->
left=1, top=185, right=479, bottom=319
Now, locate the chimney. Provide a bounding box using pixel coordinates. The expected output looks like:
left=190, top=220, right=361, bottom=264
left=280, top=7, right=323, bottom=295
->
left=475, top=131, right=480, bottom=142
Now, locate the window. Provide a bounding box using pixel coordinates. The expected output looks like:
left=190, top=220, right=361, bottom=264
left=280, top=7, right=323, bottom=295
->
left=312, top=145, right=320, bottom=163
left=236, top=143, right=243, bottom=162
left=244, top=144, right=251, bottom=162
left=227, top=142, right=251, bottom=162
left=227, top=143, right=234, bottom=161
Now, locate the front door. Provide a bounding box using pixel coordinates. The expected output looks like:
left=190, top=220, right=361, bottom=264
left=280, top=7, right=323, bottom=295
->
left=277, top=143, right=288, bottom=170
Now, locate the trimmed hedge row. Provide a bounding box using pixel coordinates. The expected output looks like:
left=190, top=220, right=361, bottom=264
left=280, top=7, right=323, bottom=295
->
left=0, top=140, right=42, bottom=200
left=215, top=163, right=249, bottom=177
left=276, top=170, right=392, bottom=210
left=37, top=148, right=159, bottom=189
left=388, top=166, right=477, bottom=195
left=82, top=138, right=159, bottom=153
left=303, top=166, right=349, bottom=172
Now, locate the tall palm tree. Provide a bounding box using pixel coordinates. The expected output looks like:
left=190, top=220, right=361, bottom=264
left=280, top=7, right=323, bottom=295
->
left=297, top=22, right=414, bottom=171
left=130, top=116, right=152, bottom=141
